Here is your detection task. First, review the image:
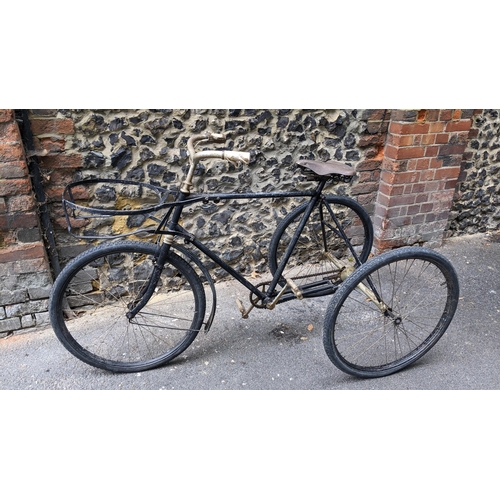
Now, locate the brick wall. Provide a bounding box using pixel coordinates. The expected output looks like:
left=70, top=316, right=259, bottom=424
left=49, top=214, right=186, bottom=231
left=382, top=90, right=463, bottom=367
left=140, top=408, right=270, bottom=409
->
left=372, top=109, right=474, bottom=250
left=0, top=110, right=52, bottom=336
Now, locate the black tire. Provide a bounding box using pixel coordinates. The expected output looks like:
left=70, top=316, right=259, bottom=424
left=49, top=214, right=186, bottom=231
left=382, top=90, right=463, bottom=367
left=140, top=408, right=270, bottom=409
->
left=322, top=247, right=460, bottom=378
left=268, top=195, right=373, bottom=297
left=49, top=241, right=206, bottom=373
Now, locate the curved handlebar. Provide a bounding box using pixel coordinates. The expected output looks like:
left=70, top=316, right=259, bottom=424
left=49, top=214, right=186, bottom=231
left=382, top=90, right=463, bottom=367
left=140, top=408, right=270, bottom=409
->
left=187, top=132, right=251, bottom=165
left=181, top=133, right=251, bottom=193
left=223, top=151, right=251, bottom=164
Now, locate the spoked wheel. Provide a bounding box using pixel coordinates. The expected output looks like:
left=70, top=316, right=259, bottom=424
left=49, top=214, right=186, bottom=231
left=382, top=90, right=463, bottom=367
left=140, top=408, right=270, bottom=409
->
left=49, top=241, right=206, bottom=373
left=322, top=247, right=459, bottom=378
left=268, top=195, right=373, bottom=298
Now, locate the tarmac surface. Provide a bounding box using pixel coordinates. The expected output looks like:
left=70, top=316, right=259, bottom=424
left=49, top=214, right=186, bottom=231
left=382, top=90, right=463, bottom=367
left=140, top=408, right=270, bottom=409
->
left=1, top=232, right=500, bottom=390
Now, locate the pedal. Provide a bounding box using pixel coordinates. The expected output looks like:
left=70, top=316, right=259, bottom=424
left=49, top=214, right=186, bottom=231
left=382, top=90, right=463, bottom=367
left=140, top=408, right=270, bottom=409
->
left=285, top=278, right=303, bottom=300
left=236, top=298, right=254, bottom=319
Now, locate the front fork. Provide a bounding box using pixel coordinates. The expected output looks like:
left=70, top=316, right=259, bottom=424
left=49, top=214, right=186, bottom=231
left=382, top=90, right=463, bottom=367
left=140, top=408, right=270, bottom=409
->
left=324, top=253, right=399, bottom=321
left=126, top=241, right=171, bottom=320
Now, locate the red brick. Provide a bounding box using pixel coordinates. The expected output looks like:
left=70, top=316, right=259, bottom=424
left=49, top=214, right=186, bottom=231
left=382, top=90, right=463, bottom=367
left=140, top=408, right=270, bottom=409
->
left=388, top=134, right=413, bottom=147
left=415, top=193, right=429, bottom=203
left=0, top=212, right=38, bottom=229
left=430, top=157, right=444, bottom=169
left=438, top=144, right=466, bottom=156
left=53, top=216, right=88, bottom=230
left=407, top=204, right=421, bottom=215
left=434, top=167, right=461, bottom=180
left=33, top=137, right=65, bottom=155
left=445, top=120, right=472, bottom=132
left=351, top=181, right=379, bottom=195
left=357, top=134, right=385, bottom=147
left=436, top=133, right=450, bottom=144
left=424, top=145, right=439, bottom=157
left=417, top=110, right=427, bottom=121
left=421, top=134, right=436, bottom=145
left=429, top=122, right=445, bottom=133
left=439, top=110, right=453, bottom=121
left=0, top=122, right=21, bottom=142
left=31, top=110, right=58, bottom=117
left=380, top=170, right=397, bottom=185
left=407, top=159, right=418, bottom=171
left=361, top=109, right=388, bottom=121
left=400, top=123, right=430, bottom=135
left=30, top=118, right=74, bottom=136
left=356, top=159, right=382, bottom=171
left=381, top=158, right=404, bottom=172
left=411, top=182, right=426, bottom=193
left=0, top=142, right=25, bottom=163
left=376, top=191, right=390, bottom=207
left=40, top=154, right=82, bottom=170
left=445, top=179, right=458, bottom=190
left=0, top=109, right=14, bottom=123
left=389, top=194, right=417, bottom=207
left=384, top=144, right=398, bottom=159
left=0, top=161, right=28, bottom=179
left=420, top=170, right=435, bottom=182
left=0, top=178, right=31, bottom=197
left=389, top=122, right=404, bottom=135
left=7, top=194, right=36, bottom=212
left=396, top=147, right=426, bottom=159
left=416, top=158, right=430, bottom=170
left=393, top=171, right=420, bottom=184
left=0, top=243, right=45, bottom=263
left=425, top=110, right=440, bottom=121
left=378, top=181, right=404, bottom=197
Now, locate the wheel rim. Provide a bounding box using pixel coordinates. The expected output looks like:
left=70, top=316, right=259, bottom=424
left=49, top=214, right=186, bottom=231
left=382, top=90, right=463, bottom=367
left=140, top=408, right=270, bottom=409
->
left=331, top=254, right=456, bottom=374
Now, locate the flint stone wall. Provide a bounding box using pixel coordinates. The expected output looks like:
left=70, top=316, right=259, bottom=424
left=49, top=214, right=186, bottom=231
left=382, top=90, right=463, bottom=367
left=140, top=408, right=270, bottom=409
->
left=42, top=109, right=387, bottom=277
left=448, top=109, right=500, bottom=235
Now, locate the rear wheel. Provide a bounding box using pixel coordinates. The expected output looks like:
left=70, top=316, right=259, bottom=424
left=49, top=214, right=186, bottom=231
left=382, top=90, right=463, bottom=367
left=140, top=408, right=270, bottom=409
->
left=49, top=241, right=206, bottom=373
left=268, top=195, right=373, bottom=298
left=322, top=247, right=460, bottom=378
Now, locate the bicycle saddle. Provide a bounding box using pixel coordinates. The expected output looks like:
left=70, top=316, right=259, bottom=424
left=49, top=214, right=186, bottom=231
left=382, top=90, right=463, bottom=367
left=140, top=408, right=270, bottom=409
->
left=296, top=159, right=355, bottom=178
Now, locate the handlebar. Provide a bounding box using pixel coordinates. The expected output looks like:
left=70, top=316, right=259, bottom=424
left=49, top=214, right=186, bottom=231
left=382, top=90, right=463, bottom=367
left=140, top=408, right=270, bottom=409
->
left=187, top=132, right=251, bottom=165
left=180, top=132, right=250, bottom=194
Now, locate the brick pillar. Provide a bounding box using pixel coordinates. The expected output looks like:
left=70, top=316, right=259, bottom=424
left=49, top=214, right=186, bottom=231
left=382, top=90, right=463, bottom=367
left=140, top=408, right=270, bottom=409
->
left=28, top=110, right=85, bottom=264
left=373, top=109, right=473, bottom=251
left=0, top=109, right=52, bottom=336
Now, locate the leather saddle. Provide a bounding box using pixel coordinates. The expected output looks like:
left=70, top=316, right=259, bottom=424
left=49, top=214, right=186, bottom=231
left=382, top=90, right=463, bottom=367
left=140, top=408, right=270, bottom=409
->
left=296, top=159, right=355, bottom=178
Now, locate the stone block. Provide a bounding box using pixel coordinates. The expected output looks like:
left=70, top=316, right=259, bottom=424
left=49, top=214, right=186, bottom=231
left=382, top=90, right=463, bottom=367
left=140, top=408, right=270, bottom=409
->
left=0, top=289, right=27, bottom=305
left=21, top=314, right=36, bottom=328
left=0, top=316, right=21, bottom=333
left=34, top=311, right=50, bottom=325
left=28, top=286, right=53, bottom=300
left=5, top=299, right=49, bottom=318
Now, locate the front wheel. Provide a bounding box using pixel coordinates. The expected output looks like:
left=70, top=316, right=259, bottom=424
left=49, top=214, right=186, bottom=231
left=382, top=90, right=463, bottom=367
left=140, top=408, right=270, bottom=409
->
left=49, top=241, right=206, bottom=373
left=322, top=247, right=460, bottom=378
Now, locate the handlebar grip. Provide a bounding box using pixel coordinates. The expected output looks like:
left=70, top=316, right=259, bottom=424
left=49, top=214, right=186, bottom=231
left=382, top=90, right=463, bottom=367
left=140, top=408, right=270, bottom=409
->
left=223, top=151, right=251, bottom=164
left=209, top=133, right=226, bottom=143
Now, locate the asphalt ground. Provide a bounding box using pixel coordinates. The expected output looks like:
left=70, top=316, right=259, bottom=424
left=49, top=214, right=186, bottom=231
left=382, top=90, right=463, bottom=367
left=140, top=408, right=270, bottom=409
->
left=3, top=232, right=499, bottom=500
left=1, top=231, right=499, bottom=390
